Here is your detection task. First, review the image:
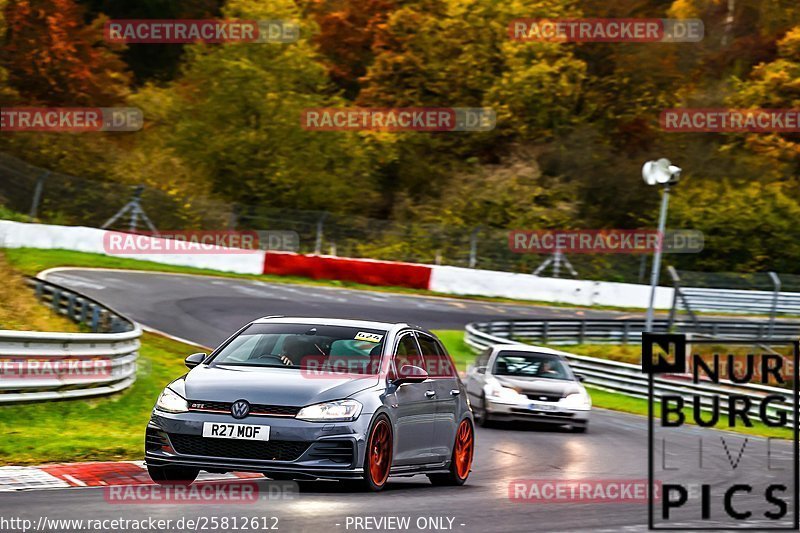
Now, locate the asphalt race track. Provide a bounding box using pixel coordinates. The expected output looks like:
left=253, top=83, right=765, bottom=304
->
left=40, top=269, right=631, bottom=347
left=0, top=268, right=794, bottom=532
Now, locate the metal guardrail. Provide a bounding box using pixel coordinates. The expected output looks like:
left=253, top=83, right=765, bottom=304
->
left=467, top=317, right=800, bottom=346
left=0, top=277, right=141, bottom=403
left=678, top=288, right=800, bottom=315
left=669, top=266, right=800, bottom=317
left=465, top=320, right=797, bottom=428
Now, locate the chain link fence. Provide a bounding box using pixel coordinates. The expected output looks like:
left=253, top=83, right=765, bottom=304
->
left=0, top=152, right=794, bottom=287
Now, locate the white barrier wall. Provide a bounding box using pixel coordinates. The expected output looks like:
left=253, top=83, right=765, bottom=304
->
left=429, top=265, right=675, bottom=309
left=0, top=221, right=266, bottom=275
left=0, top=221, right=675, bottom=308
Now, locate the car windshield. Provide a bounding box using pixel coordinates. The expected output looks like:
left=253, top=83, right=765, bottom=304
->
left=493, top=352, right=571, bottom=380
left=210, top=323, right=387, bottom=375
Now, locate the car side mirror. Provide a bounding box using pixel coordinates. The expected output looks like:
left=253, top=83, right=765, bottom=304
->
left=476, top=366, right=487, bottom=375
left=185, top=352, right=208, bottom=369
left=394, top=364, right=429, bottom=385
left=575, top=373, right=586, bottom=382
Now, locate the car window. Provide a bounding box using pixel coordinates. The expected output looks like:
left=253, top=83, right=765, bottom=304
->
left=215, top=334, right=262, bottom=362
left=210, top=323, right=386, bottom=374
left=417, top=333, right=456, bottom=377
left=493, top=351, right=571, bottom=380
left=394, top=333, right=423, bottom=369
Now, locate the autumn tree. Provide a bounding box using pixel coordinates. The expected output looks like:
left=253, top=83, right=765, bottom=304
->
left=1, top=0, right=129, bottom=106
left=727, top=26, right=800, bottom=185
left=304, top=0, right=395, bottom=100
left=120, top=0, right=383, bottom=214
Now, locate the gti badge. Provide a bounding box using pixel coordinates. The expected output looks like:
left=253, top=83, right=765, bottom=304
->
left=231, top=399, right=250, bottom=419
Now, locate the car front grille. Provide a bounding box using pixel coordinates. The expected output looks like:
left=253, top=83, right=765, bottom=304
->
left=524, top=393, right=563, bottom=402
left=145, top=427, right=169, bottom=452
left=306, top=440, right=354, bottom=464
left=168, top=434, right=310, bottom=461
left=187, top=400, right=300, bottom=417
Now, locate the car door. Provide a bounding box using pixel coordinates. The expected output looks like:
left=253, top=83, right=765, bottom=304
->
left=388, top=331, right=437, bottom=466
left=417, top=333, right=460, bottom=462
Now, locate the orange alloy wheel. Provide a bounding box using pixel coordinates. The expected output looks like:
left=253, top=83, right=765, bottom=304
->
left=453, top=420, right=474, bottom=480
left=368, top=418, right=392, bottom=486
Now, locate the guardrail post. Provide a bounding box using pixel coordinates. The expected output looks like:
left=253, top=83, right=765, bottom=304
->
left=768, top=272, right=781, bottom=338
left=67, top=294, right=77, bottom=320
left=579, top=320, right=586, bottom=344
left=90, top=305, right=101, bottom=332
left=622, top=322, right=630, bottom=344
left=542, top=322, right=549, bottom=344
left=78, top=297, right=88, bottom=325
left=51, top=288, right=61, bottom=313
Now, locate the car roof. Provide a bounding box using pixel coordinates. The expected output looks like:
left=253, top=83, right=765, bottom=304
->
left=492, top=343, right=574, bottom=359
left=252, top=316, right=417, bottom=332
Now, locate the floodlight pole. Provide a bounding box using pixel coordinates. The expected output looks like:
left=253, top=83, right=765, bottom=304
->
left=645, top=184, right=670, bottom=332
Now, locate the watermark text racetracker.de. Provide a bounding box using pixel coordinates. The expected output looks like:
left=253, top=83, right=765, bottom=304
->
left=509, top=18, right=703, bottom=43
left=105, top=20, right=299, bottom=44
left=1, top=108, right=143, bottom=132
left=0, top=356, right=112, bottom=380
left=301, top=108, right=495, bottom=132
left=509, top=229, right=704, bottom=254
left=509, top=479, right=661, bottom=503
left=104, top=479, right=298, bottom=505
left=661, top=108, right=800, bottom=132
left=102, top=230, right=300, bottom=254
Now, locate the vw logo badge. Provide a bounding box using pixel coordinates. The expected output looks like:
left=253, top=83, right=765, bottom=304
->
left=231, top=400, right=250, bottom=419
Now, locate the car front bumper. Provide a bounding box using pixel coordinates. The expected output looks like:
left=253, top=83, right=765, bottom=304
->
left=145, top=410, right=373, bottom=479
left=485, top=399, right=589, bottom=425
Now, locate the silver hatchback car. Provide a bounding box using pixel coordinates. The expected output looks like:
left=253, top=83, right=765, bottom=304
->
left=145, top=317, right=474, bottom=491
left=464, top=344, right=591, bottom=431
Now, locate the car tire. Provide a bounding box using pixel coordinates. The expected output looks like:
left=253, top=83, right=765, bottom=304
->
left=357, top=413, right=393, bottom=492
left=570, top=424, right=588, bottom=433
left=147, top=465, right=199, bottom=485
left=428, top=418, right=474, bottom=487
left=473, top=395, right=493, bottom=428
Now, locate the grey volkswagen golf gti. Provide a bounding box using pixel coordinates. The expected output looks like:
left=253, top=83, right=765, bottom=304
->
left=145, top=317, right=474, bottom=491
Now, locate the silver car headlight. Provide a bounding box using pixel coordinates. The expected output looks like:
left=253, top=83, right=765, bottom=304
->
left=485, top=379, right=525, bottom=403
left=155, top=387, right=189, bottom=413
left=561, top=391, right=591, bottom=411
left=296, top=399, right=363, bottom=422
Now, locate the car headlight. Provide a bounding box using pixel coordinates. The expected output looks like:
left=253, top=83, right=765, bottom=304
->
left=155, top=387, right=188, bottom=413
left=561, top=391, right=592, bottom=411
left=296, top=399, right=363, bottom=422
left=486, top=380, right=524, bottom=402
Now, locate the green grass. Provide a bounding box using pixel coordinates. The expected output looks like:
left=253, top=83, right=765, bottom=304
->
left=543, top=343, right=642, bottom=364
left=432, top=329, right=473, bottom=370
left=0, top=333, right=192, bottom=465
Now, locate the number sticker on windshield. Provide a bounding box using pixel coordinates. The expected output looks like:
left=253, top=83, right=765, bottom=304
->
left=354, top=332, right=383, bottom=343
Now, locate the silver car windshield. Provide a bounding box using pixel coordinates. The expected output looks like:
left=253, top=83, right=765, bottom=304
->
left=493, top=352, right=571, bottom=380
left=210, top=323, right=387, bottom=375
